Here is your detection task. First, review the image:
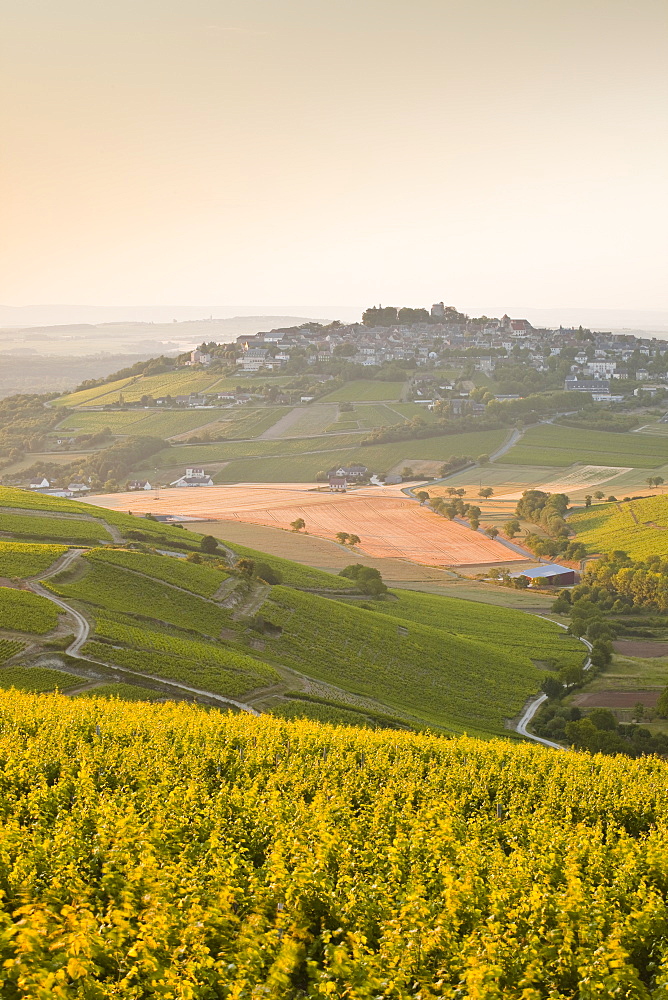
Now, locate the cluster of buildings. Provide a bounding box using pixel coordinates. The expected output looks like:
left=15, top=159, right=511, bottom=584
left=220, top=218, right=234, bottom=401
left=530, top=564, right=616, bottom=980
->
left=231, top=307, right=668, bottom=401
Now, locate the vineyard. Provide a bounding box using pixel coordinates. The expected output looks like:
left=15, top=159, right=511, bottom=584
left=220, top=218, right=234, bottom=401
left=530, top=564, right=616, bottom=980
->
left=570, top=496, right=668, bottom=559
left=320, top=379, right=406, bottom=401
left=0, top=587, right=60, bottom=633
left=0, top=666, right=80, bottom=691
left=87, top=613, right=278, bottom=694
left=0, top=640, right=24, bottom=664
left=0, top=692, right=666, bottom=997
left=56, top=408, right=223, bottom=439
left=86, top=547, right=230, bottom=597
left=500, top=423, right=668, bottom=468
left=0, top=511, right=111, bottom=545
left=0, top=540, right=67, bottom=578
left=47, top=561, right=228, bottom=637
left=259, top=586, right=544, bottom=733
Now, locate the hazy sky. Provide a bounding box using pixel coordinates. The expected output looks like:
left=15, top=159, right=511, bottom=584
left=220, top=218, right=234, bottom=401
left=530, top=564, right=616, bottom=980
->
left=1, top=0, right=667, bottom=312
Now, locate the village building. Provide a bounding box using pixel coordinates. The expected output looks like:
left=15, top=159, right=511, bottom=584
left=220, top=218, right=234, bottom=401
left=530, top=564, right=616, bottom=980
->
left=170, top=468, right=214, bottom=487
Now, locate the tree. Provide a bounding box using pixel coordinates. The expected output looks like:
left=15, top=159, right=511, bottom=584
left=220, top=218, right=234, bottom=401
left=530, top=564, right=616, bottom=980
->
left=469, top=517, right=480, bottom=530
left=200, top=535, right=218, bottom=554
left=588, top=708, right=617, bottom=731
left=593, top=491, right=605, bottom=500
left=186, top=552, right=202, bottom=564
left=347, top=534, right=361, bottom=546
left=584, top=495, right=592, bottom=507
left=477, top=454, right=490, bottom=465
left=237, top=558, right=255, bottom=577
left=633, top=702, right=645, bottom=721
left=290, top=518, right=306, bottom=532
left=446, top=487, right=458, bottom=497
left=541, top=674, right=563, bottom=699
left=335, top=532, right=349, bottom=545
left=479, top=487, right=494, bottom=499
left=513, top=575, right=530, bottom=589
left=254, top=562, right=282, bottom=585
left=484, top=525, right=499, bottom=539
left=416, top=491, right=429, bottom=503
left=339, top=563, right=387, bottom=596
left=503, top=520, right=520, bottom=538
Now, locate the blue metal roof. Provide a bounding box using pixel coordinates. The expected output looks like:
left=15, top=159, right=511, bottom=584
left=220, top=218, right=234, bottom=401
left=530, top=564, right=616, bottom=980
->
left=509, top=564, right=573, bottom=579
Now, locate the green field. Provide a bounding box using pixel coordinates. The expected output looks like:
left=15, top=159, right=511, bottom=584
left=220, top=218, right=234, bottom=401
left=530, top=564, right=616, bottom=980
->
left=0, top=541, right=67, bottom=578
left=256, top=586, right=550, bottom=734
left=319, top=380, right=406, bottom=402
left=0, top=587, right=60, bottom=633
left=55, top=370, right=225, bottom=408
left=86, top=547, right=229, bottom=597
left=48, top=560, right=228, bottom=637
left=325, top=402, right=427, bottom=432
left=0, top=666, right=81, bottom=692
left=56, top=409, right=224, bottom=438
left=570, top=496, right=668, bottom=558
left=500, top=424, right=668, bottom=468
left=220, top=539, right=352, bottom=590
left=210, top=428, right=507, bottom=482
left=0, top=511, right=111, bottom=545
left=0, top=488, right=207, bottom=552
left=0, top=640, right=24, bottom=664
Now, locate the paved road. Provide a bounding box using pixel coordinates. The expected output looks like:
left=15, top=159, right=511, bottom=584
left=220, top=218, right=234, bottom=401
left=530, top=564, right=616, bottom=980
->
left=514, top=615, right=593, bottom=749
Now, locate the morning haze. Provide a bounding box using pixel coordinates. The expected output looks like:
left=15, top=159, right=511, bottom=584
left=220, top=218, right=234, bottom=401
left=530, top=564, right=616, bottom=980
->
left=1, top=0, right=666, bottom=314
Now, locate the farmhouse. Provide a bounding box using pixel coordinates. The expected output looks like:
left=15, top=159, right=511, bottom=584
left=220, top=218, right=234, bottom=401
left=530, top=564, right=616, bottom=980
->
left=510, top=564, right=577, bottom=587
left=328, top=464, right=368, bottom=480
left=170, top=468, right=214, bottom=488
left=329, top=476, right=347, bottom=491
left=128, top=480, right=152, bottom=491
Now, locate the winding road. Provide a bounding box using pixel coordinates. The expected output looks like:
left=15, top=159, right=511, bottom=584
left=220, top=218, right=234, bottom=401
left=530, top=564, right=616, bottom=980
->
left=27, top=550, right=260, bottom=716
left=514, top=615, right=593, bottom=749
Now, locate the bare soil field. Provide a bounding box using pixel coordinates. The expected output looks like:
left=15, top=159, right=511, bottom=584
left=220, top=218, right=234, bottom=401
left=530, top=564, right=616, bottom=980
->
left=613, top=640, right=668, bottom=658
left=86, top=483, right=528, bottom=568
left=573, top=690, right=661, bottom=708
left=186, top=520, right=459, bottom=582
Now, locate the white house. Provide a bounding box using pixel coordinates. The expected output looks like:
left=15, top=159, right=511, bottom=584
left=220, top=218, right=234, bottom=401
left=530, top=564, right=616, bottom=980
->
left=170, top=467, right=214, bottom=487
left=29, top=478, right=51, bottom=490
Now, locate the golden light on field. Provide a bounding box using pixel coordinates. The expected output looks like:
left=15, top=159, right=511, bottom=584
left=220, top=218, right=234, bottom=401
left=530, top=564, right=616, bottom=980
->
left=86, top=483, right=528, bottom=568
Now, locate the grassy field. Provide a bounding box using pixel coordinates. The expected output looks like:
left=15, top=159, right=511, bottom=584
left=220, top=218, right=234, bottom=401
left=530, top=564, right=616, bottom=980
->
left=570, top=496, right=668, bottom=558
left=56, top=409, right=223, bottom=438
left=75, top=682, right=166, bottom=701
left=324, top=402, right=437, bottom=433
left=319, top=380, right=406, bottom=402
left=209, top=428, right=507, bottom=482
left=500, top=424, right=668, bottom=468
left=218, top=538, right=353, bottom=590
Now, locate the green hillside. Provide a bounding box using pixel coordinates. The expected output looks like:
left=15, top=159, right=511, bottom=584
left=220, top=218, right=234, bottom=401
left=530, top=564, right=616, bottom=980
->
left=0, top=692, right=666, bottom=996
left=500, top=424, right=668, bottom=468
left=570, top=495, right=668, bottom=559
left=0, top=485, right=579, bottom=735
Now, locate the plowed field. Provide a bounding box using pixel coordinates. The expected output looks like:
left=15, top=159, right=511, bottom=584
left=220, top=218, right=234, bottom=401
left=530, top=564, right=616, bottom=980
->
left=86, top=484, right=527, bottom=567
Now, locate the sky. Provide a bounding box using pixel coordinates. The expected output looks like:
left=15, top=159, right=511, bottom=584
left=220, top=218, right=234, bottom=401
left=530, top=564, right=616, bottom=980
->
left=1, top=0, right=667, bottom=315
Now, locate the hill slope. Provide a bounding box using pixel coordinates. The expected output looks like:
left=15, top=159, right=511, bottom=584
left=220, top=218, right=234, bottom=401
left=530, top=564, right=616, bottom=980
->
left=0, top=485, right=582, bottom=735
